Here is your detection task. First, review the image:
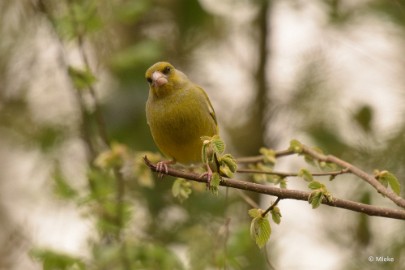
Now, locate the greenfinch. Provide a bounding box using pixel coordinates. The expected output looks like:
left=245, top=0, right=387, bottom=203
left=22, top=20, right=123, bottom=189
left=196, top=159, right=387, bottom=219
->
left=145, top=61, right=218, bottom=173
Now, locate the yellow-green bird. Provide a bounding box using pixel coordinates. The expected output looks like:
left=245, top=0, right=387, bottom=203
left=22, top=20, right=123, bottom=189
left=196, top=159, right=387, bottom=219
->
left=145, top=61, right=218, bottom=173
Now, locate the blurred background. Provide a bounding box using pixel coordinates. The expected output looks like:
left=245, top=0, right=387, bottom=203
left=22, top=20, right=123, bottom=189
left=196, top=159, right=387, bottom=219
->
left=0, top=0, right=404, bottom=269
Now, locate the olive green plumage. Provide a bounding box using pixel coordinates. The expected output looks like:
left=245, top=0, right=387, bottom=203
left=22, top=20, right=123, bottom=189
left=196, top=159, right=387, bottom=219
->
left=145, top=62, right=218, bottom=164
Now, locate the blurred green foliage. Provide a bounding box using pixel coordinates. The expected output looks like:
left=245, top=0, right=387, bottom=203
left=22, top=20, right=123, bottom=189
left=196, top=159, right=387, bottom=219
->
left=31, top=249, right=85, bottom=270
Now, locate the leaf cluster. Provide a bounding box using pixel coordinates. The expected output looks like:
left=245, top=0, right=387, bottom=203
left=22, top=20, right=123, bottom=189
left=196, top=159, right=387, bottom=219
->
left=201, top=135, right=238, bottom=194
left=249, top=148, right=287, bottom=188
left=374, top=170, right=401, bottom=196
left=248, top=205, right=282, bottom=248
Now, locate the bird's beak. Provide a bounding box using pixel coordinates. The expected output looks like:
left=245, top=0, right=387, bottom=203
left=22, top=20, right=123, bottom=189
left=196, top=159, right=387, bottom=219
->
left=151, top=71, right=168, bottom=87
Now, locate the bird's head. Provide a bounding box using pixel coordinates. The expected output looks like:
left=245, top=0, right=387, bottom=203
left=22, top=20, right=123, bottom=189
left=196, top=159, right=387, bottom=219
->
left=145, top=62, right=188, bottom=98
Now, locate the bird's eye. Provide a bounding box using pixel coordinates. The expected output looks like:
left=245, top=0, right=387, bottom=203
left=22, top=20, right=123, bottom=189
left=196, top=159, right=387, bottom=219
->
left=162, top=66, right=171, bottom=75
left=146, top=77, right=152, bottom=84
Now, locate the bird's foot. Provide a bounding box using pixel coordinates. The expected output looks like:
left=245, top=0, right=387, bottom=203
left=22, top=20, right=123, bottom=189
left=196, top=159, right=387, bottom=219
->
left=200, top=164, right=213, bottom=189
left=156, top=160, right=174, bottom=178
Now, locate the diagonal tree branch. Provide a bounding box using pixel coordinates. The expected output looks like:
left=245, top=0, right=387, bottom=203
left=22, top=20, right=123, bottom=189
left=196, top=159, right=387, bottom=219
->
left=301, top=145, right=405, bottom=209
left=144, top=156, right=405, bottom=220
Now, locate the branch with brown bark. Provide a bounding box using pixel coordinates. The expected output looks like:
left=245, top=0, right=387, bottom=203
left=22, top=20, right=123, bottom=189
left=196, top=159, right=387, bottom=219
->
left=143, top=156, right=405, bottom=221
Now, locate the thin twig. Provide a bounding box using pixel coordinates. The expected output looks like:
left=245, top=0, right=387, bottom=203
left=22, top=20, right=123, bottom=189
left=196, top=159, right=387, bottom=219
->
left=144, top=156, right=405, bottom=220
left=237, top=168, right=350, bottom=178
left=39, top=1, right=130, bottom=268
left=35, top=0, right=97, bottom=161
left=235, top=149, right=295, bottom=164
left=262, top=197, right=281, bottom=217
left=236, top=190, right=259, bottom=208
left=301, top=145, right=405, bottom=209
left=67, top=10, right=130, bottom=270
left=67, top=1, right=110, bottom=147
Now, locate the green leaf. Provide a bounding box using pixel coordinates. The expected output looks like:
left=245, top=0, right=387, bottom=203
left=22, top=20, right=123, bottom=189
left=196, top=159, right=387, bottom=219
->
left=221, top=154, right=238, bottom=173
left=250, top=163, right=274, bottom=183
left=308, top=191, right=323, bottom=209
left=218, top=154, right=237, bottom=178
left=171, top=179, right=182, bottom=197
left=299, top=169, right=314, bottom=182
left=201, top=135, right=226, bottom=155
left=52, top=163, right=78, bottom=200
left=248, top=208, right=263, bottom=218
left=252, top=173, right=266, bottom=183
left=132, top=152, right=157, bottom=188
left=95, top=143, right=128, bottom=169
left=271, top=206, right=282, bottom=224
left=219, top=164, right=233, bottom=178
left=210, top=173, right=221, bottom=195
left=304, top=147, right=324, bottom=167
left=289, top=139, right=303, bottom=153
left=172, top=178, right=192, bottom=202
left=377, top=171, right=401, bottom=195
left=319, top=161, right=327, bottom=168
left=250, top=216, right=271, bottom=248
left=212, top=137, right=225, bottom=154
left=68, top=66, right=97, bottom=90
left=375, top=169, right=388, bottom=188
left=201, top=142, right=209, bottom=163
left=259, top=147, right=276, bottom=165
left=324, top=192, right=334, bottom=203
left=30, top=249, right=86, bottom=270
left=266, top=175, right=288, bottom=188
left=201, top=135, right=225, bottom=163
left=308, top=181, right=323, bottom=190
left=387, top=174, right=401, bottom=195
left=304, top=154, right=316, bottom=166
left=322, top=162, right=338, bottom=171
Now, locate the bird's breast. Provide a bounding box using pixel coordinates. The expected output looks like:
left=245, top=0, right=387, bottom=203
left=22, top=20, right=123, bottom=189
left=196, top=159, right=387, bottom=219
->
left=146, top=91, right=217, bottom=163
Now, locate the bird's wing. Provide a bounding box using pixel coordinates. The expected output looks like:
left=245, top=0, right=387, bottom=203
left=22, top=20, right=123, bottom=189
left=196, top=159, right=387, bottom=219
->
left=197, top=86, right=217, bottom=126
